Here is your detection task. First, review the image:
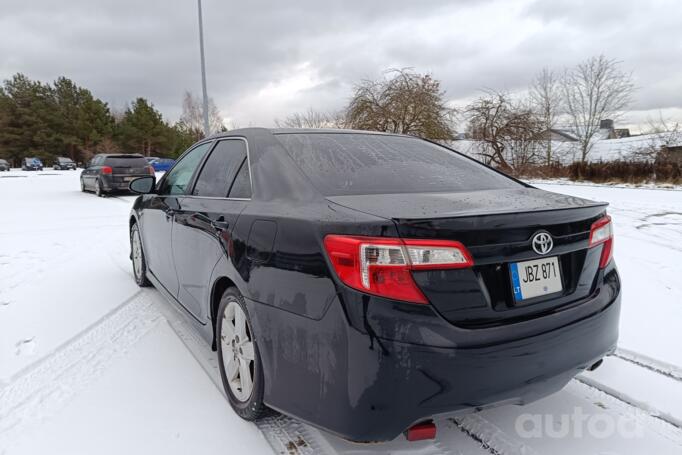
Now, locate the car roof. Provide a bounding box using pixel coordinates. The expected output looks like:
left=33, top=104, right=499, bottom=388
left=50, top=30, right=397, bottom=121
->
left=205, top=127, right=411, bottom=141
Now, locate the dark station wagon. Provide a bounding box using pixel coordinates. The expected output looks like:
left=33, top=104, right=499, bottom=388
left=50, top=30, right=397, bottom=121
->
left=81, top=154, right=154, bottom=196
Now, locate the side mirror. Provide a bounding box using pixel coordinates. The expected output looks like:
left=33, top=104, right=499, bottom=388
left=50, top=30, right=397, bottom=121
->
left=129, top=176, right=156, bottom=194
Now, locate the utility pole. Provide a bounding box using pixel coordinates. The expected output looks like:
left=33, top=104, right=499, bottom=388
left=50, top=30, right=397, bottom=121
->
left=197, top=0, right=210, bottom=137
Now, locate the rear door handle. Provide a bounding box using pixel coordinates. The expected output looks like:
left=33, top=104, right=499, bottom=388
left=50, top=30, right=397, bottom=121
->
left=192, top=213, right=229, bottom=231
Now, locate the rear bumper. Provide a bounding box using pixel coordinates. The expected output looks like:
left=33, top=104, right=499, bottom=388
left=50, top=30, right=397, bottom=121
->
left=100, top=175, right=148, bottom=191
left=253, top=266, right=621, bottom=442
left=337, top=292, right=619, bottom=441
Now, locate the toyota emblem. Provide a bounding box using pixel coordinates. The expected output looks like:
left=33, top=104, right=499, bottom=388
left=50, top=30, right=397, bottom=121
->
left=531, top=232, right=554, bottom=255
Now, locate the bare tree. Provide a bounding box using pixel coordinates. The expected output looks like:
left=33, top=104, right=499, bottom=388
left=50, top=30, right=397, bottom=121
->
left=179, top=91, right=225, bottom=140
left=465, top=90, right=543, bottom=170
left=345, top=69, right=455, bottom=141
left=275, top=108, right=345, bottom=129
left=630, top=113, right=682, bottom=161
left=530, top=67, right=562, bottom=165
left=562, top=55, right=635, bottom=162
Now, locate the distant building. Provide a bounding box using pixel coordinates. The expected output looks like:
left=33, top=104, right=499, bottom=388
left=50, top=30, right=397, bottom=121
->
left=535, top=129, right=578, bottom=142
left=536, top=119, right=630, bottom=142
left=600, top=119, right=631, bottom=139
left=454, top=117, right=681, bottom=165
left=661, top=145, right=682, bottom=164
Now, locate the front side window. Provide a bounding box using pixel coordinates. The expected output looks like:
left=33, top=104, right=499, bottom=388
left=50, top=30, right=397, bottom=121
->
left=193, top=139, right=248, bottom=197
left=158, top=142, right=212, bottom=195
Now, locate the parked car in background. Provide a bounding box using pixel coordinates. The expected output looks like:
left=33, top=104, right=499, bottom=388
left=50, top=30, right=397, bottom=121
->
left=145, top=156, right=159, bottom=164
left=127, top=128, right=620, bottom=443
left=81, top=153, right=154, bottom=197
left=0, top=159, right=10, bottom=171
left=22, top=157, right=43, bottom=171
left=149, top=157, right=175, bottom=172
left=53, top=157, right=77, bottom=170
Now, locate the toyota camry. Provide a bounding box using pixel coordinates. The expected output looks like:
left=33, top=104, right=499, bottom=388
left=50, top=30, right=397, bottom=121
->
left=127, top=128, right=620, bottom=442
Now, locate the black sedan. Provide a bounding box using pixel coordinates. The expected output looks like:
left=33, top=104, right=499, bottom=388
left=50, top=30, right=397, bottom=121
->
left=127, top=128, right=620, bottom=442
left=81, top=153, right=154, bottom=196
left=53, top=157, right=77, bottom=170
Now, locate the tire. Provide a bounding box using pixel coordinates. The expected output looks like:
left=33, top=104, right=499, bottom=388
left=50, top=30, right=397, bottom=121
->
left=95, top=178, right=105, bottom=197
left=80, top=178, right=86, bottom=192
left=217, top=288, right=268, bottom=420
left=130, top=223, right=151, bottom=287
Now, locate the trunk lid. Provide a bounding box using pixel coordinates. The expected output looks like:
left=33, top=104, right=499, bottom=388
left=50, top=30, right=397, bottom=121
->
left=326, top=187, right=605, bottom=220
left=104, top=156, right=150, bottom=180
left=328, top=188, right=609, bottom=328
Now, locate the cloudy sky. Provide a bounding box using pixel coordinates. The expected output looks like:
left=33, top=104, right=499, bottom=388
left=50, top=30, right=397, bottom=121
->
left=1, top=0, right=681, bottom=131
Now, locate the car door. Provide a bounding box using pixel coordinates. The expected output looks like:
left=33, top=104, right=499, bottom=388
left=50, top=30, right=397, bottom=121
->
left=83, top=155, right=100, bottom=187
left=141, top=141, right=213, bottom=297
left=172, top=138, right=252, bottom=321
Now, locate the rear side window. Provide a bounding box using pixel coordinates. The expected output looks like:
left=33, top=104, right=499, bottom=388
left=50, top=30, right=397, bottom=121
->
left=193, top=140, right=247, bottom=197
left=104, top=156, right=148, bottom=168
left=276, top=133, right=521, bottom=196
left=228, top=160, right=252, bottom=199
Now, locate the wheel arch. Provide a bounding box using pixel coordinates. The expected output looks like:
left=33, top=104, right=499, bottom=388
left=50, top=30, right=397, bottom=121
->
left=210, top=275, right=238, bottom=351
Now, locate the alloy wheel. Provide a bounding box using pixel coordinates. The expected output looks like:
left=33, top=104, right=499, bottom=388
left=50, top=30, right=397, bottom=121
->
left=220, top=301, right=255, bottom=402
left=131, top=228, right=143, bottom=280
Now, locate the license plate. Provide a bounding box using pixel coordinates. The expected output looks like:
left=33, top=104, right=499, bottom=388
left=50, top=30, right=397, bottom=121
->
left=123, top=176, right=134, bottom=182
left=510, top=257, right=562, bottom=302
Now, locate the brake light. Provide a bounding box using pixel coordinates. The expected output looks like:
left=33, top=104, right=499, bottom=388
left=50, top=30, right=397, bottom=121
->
left=101, top=166, right=112, bottom=175
left=323, top=235, right=473, bottom=304
left=589, top=215, right=613, bottom=268
left=147, top=165, right=155, bottom=175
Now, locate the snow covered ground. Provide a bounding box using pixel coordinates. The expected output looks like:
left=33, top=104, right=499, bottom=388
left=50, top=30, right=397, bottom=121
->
left=1, top=170, right=681, bottom=454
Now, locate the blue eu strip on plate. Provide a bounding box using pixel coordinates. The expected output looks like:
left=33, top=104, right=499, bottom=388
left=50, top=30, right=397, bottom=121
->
left=510, top=262, right=523, bottom=301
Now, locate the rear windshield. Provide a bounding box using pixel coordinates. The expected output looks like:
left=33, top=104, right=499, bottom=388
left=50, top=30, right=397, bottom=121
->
left=276, top=133, right=520, bottom=196
left=104, top=156, right=148, bottom=168
left=58, top=158, right=74, bottom=163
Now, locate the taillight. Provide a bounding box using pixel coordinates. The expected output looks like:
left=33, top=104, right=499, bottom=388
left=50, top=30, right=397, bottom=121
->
left=101, top=166, right=112, bottom=175
left=323, top=235, right=473, bottom=304
left=147, top=165, right=155, bottom=175
left=589, top=215, right=613, bottom=268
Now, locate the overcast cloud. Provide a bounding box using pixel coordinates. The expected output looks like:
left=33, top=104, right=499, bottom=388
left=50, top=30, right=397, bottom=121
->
left=1, top=0, right=681, bottom=131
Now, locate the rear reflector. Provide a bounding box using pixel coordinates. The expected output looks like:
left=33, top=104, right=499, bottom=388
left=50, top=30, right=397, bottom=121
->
left=588, top=215, right=613, bottom=268
left=101, top=166, right=113, bottom=175
left=405, top=421, right=437, bottom=441
left=324, top=235, right=473, bottom=304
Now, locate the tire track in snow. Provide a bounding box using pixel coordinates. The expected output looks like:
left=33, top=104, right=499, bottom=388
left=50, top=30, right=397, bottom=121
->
left=611, top=349, right=682, bottom=383
left=0, top=290, right=161, bottom=449
left=450, top=415, right=538, bottom=455
left=575, top=374, right=682, bottom=430
left=152, top=292, right=332, bottom=455
left=570, top=378, right=682, bottom=446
